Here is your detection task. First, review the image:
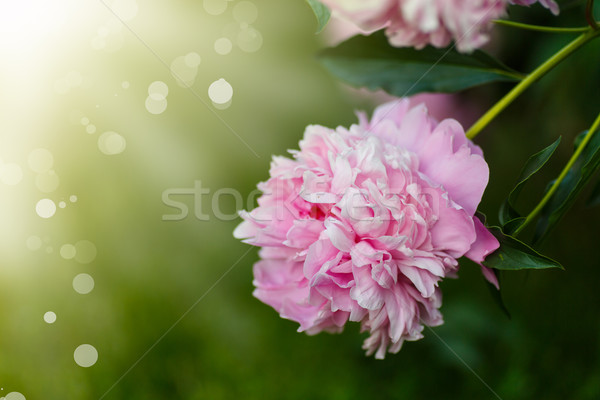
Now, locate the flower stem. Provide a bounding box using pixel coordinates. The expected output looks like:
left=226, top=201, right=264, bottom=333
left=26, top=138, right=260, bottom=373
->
left=493, top=19, right=590, bottom=33
left=512, top=111, right=600, bottom=236
left=466, top=28, right=600, bottom=140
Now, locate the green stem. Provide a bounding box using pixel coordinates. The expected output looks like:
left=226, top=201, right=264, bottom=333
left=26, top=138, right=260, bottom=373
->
left=513, top=111, right=600, bottom=236
left=586, top=0, right=599, bottom=30
left=466, top=28, right=600, bottom=140
left=493, top=19, right=591, bottom=33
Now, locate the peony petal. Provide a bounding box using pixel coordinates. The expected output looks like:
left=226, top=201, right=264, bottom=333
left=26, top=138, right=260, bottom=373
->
left=430, top=200, right=476, bottom=258
left=284, top=219, right=324, bottom=249
left=398, top=265, right=438, bottom=298
left=325, top=218, right=355, bottom=252
left=417, top=124, right=489, bottom=215
left=465, top=217, right=500, bottom=264
left=481, top=266, right=499, bottom=290
left=233, top=218, right=256, bottom=240
left=304, top=239, right=339, bottom=278
left=330, top=154, right=355, bottom=194
left=350, top=264, right=385, bottom=310
left=350, top=240, right=384, bottom=267
left=384, top=284, right=413, bottom=343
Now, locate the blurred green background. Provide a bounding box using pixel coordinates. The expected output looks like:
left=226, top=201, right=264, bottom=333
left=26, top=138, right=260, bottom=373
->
left=0, top=0, right=599, bottom=399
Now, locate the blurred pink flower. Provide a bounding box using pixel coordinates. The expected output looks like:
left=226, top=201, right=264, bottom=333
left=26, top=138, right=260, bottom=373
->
left=321, top=0, right=558, bottom=52
left=234, top=99, right=499, bottom=358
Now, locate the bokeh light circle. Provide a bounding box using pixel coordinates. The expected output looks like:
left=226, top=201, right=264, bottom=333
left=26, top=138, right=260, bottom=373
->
left=36, top=199, right=57, bottom=218
left=5, top=392, right=26, bottom=400
left=98, top=131, right=126, bottom=155
left=145, top=97, right=168, bottom=115
left=26, top=236, right=42, bottom=251
left=73, top=273, right=95, bottom=294
left=44, top=311, right=57, bottom=324
left=184, top=52, right=201, bottom=68
left=148, top=81, right=168, bottom=98
left=35, top=170, right=60, bottom=193
left=74, top=240, right=97, bottom=264
left=74, top=344, right=98, bottom=367
left=208, top=79, right=233, bottom=104
left=60, top=244, right=76, bottom=259
left=237, top=27, right=263, bottom=53
left=214, top=38, right=232, bottom=55
left=203, top=0, right=227, bottom=15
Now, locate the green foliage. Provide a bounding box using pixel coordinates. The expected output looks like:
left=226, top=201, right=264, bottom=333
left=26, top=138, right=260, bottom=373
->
left=484, top=270, right=511, bottom=319
left=587, top=179, right=600, bottom=207
left=306, top=0, right=330, bottom=34
left=499, top=137, right=561, bottom=234
left=482, top=227, right=564, bottom=271
left=534, top=129, right=600, bottom=244
left=318, top=32, right=523, bottom=96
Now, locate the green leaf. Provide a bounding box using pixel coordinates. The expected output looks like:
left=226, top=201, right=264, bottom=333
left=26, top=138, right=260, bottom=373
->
left=484, top=272, right=511, bottom=319
left=534, top=129, right=600, bottom=244
left=482, top=227, right=564, bottom=271
left=318, top=32, right=523, bottom=96
left=306, top=0, right=330, bottom=34
left=502, top=217, right=527, bottom=235
left=587, top=179, right=600, bottom=207
left=499, top=137, right=561, bottom=233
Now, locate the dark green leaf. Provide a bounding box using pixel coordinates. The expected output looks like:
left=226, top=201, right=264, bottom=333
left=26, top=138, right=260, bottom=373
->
left=534, top=129, right=600, bottom=244
left=484, top=271, right=511, bottom=319
left=587, top=179, right=600, bottom=207
left=482, top=227, right=564, bottom=271
left=499, top=137, right=561, bottom=231
left=502, top=217, right=527, bottom=235
left=318, top=32, right=523, bottom=96
left=498, top=201, right=520, bottom=228
left=306, top=0, right=330, bottom=34
left=574, top=129, right=587, bottom=148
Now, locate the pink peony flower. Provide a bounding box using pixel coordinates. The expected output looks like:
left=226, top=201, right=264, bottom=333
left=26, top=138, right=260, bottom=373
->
left=234, top=99, right=499, bottom=358
left=321, top=0, right=559, bottom=52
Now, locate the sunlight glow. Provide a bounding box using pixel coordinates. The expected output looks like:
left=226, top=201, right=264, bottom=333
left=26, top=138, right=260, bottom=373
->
left=0, top=1, right=69, bottom=55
